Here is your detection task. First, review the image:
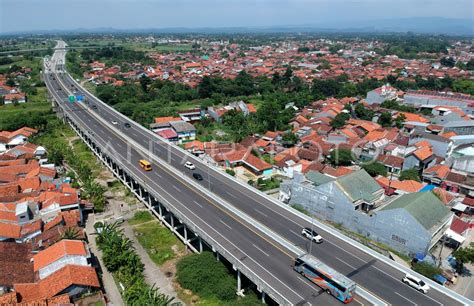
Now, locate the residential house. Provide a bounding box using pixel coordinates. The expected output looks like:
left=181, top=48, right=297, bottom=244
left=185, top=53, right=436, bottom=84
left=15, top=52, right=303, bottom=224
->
left=208, top=101, right=257, bottom=122
left=169, top=121, right=196, bottom=143
left=221, top=148, right=273, bottom=177
left=33, top=240, right=91, bottom=280
left=403, top=142, right=436, bottom=172
left=365, top=84, right=399, bottom=104
left=409, top=132, right=452, bottom=157
left=150, top=117, right=196, bottom=144
left=4, top=93, right=26, bottom=104
left=14, top=265, right=100, bottom=303
left=377, top=154, right=404, bottom=176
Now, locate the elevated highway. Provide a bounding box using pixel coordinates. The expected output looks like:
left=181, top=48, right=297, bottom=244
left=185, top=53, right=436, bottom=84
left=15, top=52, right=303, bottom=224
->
left=43, top=41, right=471, bottom=306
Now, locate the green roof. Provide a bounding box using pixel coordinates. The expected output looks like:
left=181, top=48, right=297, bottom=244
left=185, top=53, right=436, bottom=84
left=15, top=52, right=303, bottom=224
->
left=306, top=171, right=334, bottom=186
left=381, top=192, right=451, bottom=232
left=335, top=169, right=382, bottom=203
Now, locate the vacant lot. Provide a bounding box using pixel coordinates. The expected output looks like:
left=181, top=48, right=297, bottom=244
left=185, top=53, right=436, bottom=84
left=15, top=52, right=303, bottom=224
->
left=129, top=211, right=186, bottom=266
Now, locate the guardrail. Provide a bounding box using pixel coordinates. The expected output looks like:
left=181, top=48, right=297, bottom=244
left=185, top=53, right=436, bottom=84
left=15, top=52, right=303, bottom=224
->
left=55, top=48, right=473, bottom=305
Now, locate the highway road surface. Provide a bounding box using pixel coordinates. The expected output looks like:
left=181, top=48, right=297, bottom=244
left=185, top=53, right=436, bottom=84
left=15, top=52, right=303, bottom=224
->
left=44, top=41, right=471, bottom=306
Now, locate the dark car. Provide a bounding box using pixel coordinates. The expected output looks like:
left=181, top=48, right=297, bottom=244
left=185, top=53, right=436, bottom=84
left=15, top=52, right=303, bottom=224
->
left=91, top=105, right=97, bottom=109
left=124, top=122, right=131, bottom=128
left=193, top=173, right=203, bottom=181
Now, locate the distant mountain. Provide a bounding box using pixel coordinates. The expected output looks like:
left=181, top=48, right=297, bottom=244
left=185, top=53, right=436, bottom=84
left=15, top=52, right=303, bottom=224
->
left=331, top=17, right=473, bottom=35
left=1, top=17, right=472, bottom=36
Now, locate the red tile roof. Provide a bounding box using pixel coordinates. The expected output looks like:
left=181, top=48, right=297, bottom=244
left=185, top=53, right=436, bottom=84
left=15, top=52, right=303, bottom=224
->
left=33, top=240, right=88, bottom=272
left=14, top=265, right=99, bottom=302
left=450, top=217, right=470, bottom=235
left=424, top=164, right=450, bottom=180
left=157, top=128, right=178, bottom=139
left=0, top=222, right=21, bottom=238
left=154, top=116, right=181, bottom=124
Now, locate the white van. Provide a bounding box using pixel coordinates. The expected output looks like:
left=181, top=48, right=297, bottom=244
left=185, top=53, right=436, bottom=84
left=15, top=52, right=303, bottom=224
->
left=402, top=273, right=430, bottom=294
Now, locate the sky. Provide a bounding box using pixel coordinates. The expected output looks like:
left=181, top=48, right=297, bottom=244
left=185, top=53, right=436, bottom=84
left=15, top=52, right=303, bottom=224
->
left=0, top=0, right=473, bottom=34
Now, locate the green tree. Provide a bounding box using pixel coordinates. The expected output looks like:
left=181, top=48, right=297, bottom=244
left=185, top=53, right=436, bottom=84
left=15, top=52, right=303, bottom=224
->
left=399, top=169, right=421, bottom=182
left=452, top=79, right=474, bottom=96
left=394, top=113, right=407, bottom=128
left=281, top=132, right=299, bottom=147
left=466, top=59, right=474, bottom=70
left=329, top=148, right=353, bottom=166
left=330, top=112, right=350, bottom=129
left=378, top=111, right=393, bottom=127
left=362, top=162, right=388, bottom=177
left=6, top=78, right=15, bottom=87
left=452, top=242, right=474, bottom=273
left=139, top=75, right=152, bottom=92
left=47, top=145, right=64, bottom=166
left=61, top=227, right=81, bottom=240
left=355, top=103, right=374, bottom=121
left=440, top=57, right=455, bottom=67
left=412, top=262, right=442, bottom=279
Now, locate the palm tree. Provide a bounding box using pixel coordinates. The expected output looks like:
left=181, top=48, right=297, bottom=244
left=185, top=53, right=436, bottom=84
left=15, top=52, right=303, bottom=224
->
left=61, top=227, right=81, bottom=240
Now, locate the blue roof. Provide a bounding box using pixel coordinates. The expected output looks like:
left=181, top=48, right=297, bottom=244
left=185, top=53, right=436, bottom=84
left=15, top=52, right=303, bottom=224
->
left=419, top=184, right=436, bottom=192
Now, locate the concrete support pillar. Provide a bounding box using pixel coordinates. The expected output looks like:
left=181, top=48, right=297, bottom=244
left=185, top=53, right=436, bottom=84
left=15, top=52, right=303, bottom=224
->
left=236, top=270, right=245, bottom=297
left=199, top=237, right=203, bottom=253
left=158, top=202, right=163, bottom=218
left=261, top=292, right=266, bottom=303
left=170, top=215, right=174, bottom=229
left=184, top=225, right=188, bottom=242
left=216, top=252, right=220, bottom=262
left=139, top=186, right=143, bottom=198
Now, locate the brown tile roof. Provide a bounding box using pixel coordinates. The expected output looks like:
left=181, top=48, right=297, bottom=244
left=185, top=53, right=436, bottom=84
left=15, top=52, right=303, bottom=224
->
left=446, top=171, right=466, bottom=184
left=0, top=242, right=34, bottom=287
left=297, top=148, right=320, bottom=161
left=377, top=154, right=404, bottom=168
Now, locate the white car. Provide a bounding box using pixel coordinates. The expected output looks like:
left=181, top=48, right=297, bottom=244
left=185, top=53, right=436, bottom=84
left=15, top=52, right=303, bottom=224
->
left=301, top=227, right=323, bottom=243
left=403, top=274, right=430, bottom=294
left=184, top=161, right=196, bottom=170
left=111, top=120, right=118, bottom=125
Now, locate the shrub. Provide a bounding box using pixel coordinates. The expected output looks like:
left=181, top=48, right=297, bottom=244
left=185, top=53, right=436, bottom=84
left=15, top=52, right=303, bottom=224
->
left=362, top=162, right=387, bottom=177
left=225, top=169, right=236, bottom=176
left=176, top=252, right=236, bottom=301
left=413, top=262, right=442, bottom=279
left=399, top=168, right=420, bottom=182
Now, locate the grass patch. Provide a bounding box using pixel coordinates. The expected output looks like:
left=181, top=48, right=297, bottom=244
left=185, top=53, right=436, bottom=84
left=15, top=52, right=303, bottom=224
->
left=133, top=220, right=185, bottom=266
left=128, top=210, right=154, bottom=225
left=291, top=204, right=311, bottom=216
left=71, top=138, right=101, bottom=176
